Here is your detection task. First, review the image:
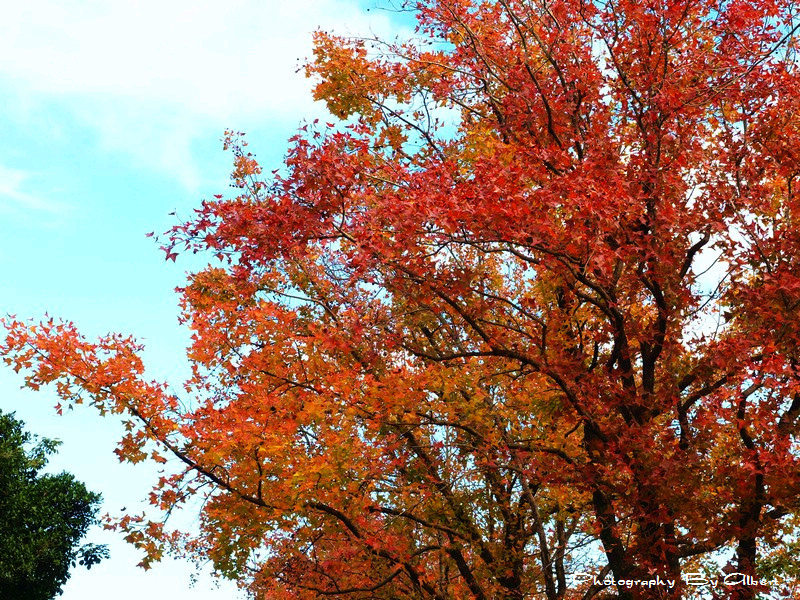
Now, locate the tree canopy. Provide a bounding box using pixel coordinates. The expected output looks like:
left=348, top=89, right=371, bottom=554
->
left=3, top=0, right=800, bottom=598
left=0, top=411, right=107, bottom=600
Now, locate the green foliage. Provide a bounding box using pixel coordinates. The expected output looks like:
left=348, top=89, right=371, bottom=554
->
left=0, top=410, right=108, bottom=600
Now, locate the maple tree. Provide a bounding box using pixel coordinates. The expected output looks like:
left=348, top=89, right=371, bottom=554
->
left=3, top=0, right=800, bottom=598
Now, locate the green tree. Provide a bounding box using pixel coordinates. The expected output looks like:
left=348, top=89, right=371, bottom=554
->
left=0, top=410, right=108, bottom=600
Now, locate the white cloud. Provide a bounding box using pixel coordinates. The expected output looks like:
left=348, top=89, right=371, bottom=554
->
left=0, top=0, right=407, bottom=189
left=0, top=163, right=67, bottom=216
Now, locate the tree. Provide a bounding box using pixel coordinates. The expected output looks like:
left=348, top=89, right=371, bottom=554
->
left=0, top=411, right=108, bottom=600
left=3, top=0, right=800, bottom=598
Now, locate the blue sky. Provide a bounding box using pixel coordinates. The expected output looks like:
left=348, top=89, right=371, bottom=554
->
left=0, top=1, right=409, bottom=597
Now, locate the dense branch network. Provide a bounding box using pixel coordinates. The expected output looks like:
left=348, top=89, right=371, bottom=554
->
left=3, top=1, right=800, bottom=599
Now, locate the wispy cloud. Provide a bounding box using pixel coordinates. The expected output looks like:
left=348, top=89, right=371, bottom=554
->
left=0, top=164, right=67, bottom=217
left=0, top=0, right=406, bottom=189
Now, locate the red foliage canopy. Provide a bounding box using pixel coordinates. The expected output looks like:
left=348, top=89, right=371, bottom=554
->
left=4, top=1, right=800, bottom=598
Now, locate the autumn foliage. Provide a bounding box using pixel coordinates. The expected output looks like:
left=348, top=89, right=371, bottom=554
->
left=4, top=0, right=800, bottom=598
